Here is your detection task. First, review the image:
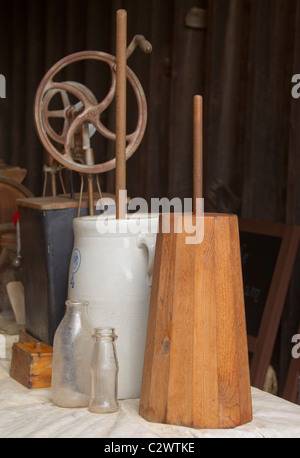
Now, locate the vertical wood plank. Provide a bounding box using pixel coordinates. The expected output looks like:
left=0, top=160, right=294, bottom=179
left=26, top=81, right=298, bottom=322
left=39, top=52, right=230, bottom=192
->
left=193, top=216, right=219, bottom=427
left=242, top=0, right=291, bottom=221
left=0, top=2, right=12, bottom=165
left=205, top=0, right=244, bottom=200
left=167, top=215, right=194, bottom=426
left=287, top=0, right=300, bottom=226
left=215, top=215, right=241, bottom=427
left=229, top=215, right=252, bottom=423
left=168, top=0, right=207, bottom=201
left=139, top=215, right=177, bottom=422
left=141, top=0, right=174, bottom=203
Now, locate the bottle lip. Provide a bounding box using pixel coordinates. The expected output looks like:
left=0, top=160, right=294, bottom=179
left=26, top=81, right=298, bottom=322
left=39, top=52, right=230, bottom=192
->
left=65, top=299, right=89, bottom=307
left=92, top=327, right=117, bottom=339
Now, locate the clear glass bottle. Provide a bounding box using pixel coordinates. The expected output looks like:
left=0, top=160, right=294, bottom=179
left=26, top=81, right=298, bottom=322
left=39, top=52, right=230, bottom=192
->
left=89, top=327, right=119, bottom=413
left=51, top=299, right=94, bottom=407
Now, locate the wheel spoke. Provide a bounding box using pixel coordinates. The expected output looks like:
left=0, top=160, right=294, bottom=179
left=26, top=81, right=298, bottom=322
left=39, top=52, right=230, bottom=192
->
left=46, top=109, right=66, bottom=119
left=51, top=82, right=93, bottom=109
left=92, top=117, right=116, bottom=141
left=61, top=90, right=71, bottom=108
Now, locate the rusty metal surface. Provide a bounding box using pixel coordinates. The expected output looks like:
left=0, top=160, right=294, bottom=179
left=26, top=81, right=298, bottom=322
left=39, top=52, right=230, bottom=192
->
left=126, top=35, right=152, bottom=59
left=34, top=48, right=150, bottom=175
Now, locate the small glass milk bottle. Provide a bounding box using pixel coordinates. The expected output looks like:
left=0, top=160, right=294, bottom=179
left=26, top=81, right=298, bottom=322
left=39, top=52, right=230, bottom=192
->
left=51, top=299, right=94, bottom=407
left=89, top=327, right=119, bottom=413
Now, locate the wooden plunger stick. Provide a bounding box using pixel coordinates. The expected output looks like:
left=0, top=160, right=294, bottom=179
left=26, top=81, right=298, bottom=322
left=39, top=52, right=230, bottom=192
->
left=115, top=9, right=127, bottom=219
left=193, top=95, right=203, bottom=215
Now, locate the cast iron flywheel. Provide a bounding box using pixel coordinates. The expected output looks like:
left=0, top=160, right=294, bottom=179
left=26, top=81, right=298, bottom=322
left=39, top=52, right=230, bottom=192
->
left=34, top=50, right=148, bottom=174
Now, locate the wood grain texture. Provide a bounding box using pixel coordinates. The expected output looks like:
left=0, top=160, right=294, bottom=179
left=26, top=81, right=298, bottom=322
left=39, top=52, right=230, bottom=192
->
left=140, top=213, right=252, bottom=428
left=193, top=95, right=203, bottom=211
left=10, top=341, right=53, bottom=389
left=115, top=9, right=127, bottom=220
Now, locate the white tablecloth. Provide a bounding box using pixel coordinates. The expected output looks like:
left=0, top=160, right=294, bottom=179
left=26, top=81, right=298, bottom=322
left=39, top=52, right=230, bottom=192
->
left=0, top=335, right=299, bottom=438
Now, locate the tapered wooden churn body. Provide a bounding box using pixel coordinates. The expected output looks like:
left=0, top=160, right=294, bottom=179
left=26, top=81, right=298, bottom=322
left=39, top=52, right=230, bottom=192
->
left=139, top=212, right=252, bottom=429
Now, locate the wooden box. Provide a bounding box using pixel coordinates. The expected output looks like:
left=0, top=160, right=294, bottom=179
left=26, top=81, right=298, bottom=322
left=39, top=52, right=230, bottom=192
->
left=17, top=194, right=115, bottom=345
left=10, top=341, right=53, bottom=389
left=17, top=196, right=89, bottom=345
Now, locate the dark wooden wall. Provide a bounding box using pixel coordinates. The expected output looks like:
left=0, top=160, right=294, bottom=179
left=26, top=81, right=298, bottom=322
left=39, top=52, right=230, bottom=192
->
left=0, top=0, right=299, bottom=395
left=0, top=0, right=299, bottom=221
left=0, top=0, right=299, bottom=223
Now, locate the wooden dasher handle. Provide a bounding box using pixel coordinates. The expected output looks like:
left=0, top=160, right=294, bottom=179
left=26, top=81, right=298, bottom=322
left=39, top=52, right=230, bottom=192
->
left=115, top=9, right=127, bottom=219
left=193, top=95, right=203, bottom=214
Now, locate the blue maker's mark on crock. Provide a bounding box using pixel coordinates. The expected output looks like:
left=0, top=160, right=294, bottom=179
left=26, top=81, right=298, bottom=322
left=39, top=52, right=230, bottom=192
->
left=70, top=248, right=81, bottom=288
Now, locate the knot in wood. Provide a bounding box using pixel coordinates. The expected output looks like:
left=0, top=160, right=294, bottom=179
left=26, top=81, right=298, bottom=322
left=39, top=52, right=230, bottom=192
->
left=162, top=337, right=170, bottom=354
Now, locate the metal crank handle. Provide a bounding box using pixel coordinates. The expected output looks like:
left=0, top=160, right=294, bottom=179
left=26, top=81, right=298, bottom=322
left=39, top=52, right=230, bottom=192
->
left=126, top=35, right=152, bottom=59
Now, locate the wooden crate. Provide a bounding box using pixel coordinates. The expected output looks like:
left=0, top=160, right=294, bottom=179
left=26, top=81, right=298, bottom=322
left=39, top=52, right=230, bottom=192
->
left=10, top=341, right=53, bottom=389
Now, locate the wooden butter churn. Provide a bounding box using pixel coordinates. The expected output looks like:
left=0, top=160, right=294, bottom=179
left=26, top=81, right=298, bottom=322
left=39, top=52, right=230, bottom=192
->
left=139, top=96, right=253, bottom=429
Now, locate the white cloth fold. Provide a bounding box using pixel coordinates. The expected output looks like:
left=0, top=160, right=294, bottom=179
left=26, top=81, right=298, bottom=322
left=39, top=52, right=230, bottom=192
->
left=0, top=335, right=299, bottom=438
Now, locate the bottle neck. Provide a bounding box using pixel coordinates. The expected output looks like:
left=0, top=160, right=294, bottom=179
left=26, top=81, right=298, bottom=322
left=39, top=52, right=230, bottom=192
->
left=65, top=299, right=88, bottom=313
left=92, top=327, right=117, bottom=342
left=64, top=300, right=92, bottom=326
